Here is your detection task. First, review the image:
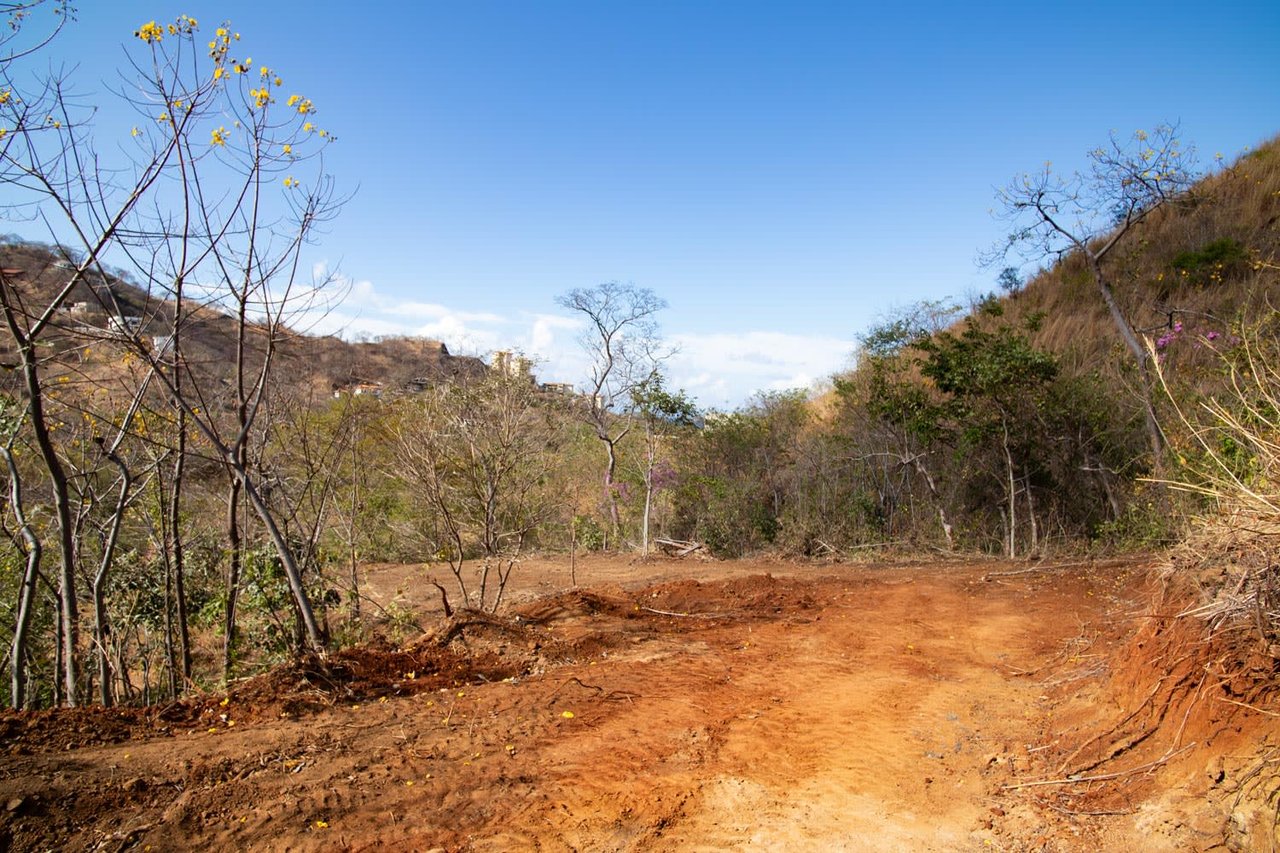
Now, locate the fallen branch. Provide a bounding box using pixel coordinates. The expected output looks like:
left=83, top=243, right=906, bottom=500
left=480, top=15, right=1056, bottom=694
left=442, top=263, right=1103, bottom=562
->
left=982, top=567, right=1044, bottom=581
left=653, top=537, right=705, bottom=558
left=547, top=676, right=639, bottom=705
left=1001, top=742, right=1196, bottom=790
left=1042, top=802, right=1134, bottom=818
left=641, top=606, right=732, bottom=619
left=430, top=580, right=453, bottom=618
left=416, top=610, right=522, bottom=648
left=1215, top=696, right=1280, bottom=717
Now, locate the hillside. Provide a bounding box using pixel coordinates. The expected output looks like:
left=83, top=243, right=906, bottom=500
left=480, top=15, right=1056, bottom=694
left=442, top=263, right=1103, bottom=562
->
left=0, top=238, right=489, bottom=402
left=990, top=135, right=1279, bottom=377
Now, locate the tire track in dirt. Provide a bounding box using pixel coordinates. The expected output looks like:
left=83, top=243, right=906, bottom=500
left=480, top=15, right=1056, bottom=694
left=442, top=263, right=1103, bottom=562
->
left=412, top=570, right=1099, bottom=851
left=0, top=560, right=1138, bottom=852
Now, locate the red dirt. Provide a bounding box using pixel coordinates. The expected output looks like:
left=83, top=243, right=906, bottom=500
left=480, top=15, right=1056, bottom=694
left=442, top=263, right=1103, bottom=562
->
left=0, top=555, right=1275, bottom=851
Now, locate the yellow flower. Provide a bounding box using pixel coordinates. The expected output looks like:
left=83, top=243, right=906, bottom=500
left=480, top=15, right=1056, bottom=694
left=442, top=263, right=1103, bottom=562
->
left=560, top=710, right=575, bottom=719
left=214, top=67, right=225, bottom=80
left=287, top=94, right=301, bottom=107
left=135, top=21, right=164, bottom=43
left=314, top=820, right=328, bottom=829
left=283, top=176, right=297, bottom=188
left=210, top=126, right=228, bottom=146
left=216, top=27, right=227, bottom=37
left=0, top=90, right=9, bottom=104
left=0, top=128, right=7, bottom=141
left=282, top=143, right=292, bottom=155
left=302, top=122, right=314, bottom=133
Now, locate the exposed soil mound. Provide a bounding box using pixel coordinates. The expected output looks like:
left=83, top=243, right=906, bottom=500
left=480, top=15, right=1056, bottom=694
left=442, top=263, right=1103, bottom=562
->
left=1014, top=569, right=1280, bottom=850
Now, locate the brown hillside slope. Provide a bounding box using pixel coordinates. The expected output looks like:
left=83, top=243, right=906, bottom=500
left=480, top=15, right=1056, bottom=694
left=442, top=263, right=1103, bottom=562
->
left=1006, top=135, right=1280, bottom=374
left=0, top=239, right=488, bottom=400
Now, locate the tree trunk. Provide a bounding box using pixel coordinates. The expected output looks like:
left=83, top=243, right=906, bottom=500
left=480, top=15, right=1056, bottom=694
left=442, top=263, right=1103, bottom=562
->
left=4, top=446, right=41, bottom=709
left=240, top=471, right=327, bottom=652
left=1088, top=255, right=1166, bottom=465
left=602, top=435, right=621, bottom=544
left=641, top=431, right=655, bottom=558
left=910, top=453, right=954, bottom=551
left=25, top=364, right=76, bottom=704
left=92, top=452, right=131, bottom=706
left=170, top=406, right=192, bottom=687
left=347, top=433, right=361, bottom=623
left=1023, top=467, right=1038, bottom=555
left=223, top=477, right=243, bottom=681
left=1002, top=419, right=1016, bottom=559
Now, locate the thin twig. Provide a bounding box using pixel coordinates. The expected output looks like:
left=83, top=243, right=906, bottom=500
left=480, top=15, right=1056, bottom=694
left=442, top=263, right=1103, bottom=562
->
left=1215, top=696, right=1280, bottom=717
left=1043, top=802, right=1134, bottom=818
left=1001, top=742, right=1196, bottom=790
left=641, top=606, right=732, bottom=619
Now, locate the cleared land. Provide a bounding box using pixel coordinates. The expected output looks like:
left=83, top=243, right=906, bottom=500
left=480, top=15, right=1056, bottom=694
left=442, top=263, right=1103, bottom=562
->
left=0, top=555, right=1273, bottom=851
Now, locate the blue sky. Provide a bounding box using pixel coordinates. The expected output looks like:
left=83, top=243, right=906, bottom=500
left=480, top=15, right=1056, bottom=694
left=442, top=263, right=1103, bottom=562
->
left=6, top=1, right=1279, bottom=407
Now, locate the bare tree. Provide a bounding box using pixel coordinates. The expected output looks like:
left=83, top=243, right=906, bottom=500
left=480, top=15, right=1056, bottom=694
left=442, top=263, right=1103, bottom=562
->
left=393, top=369, right=565, bottom=613
left=994, top=124, right=1197, bottom=464
left=0, top=13, right=343, bottom=703
left=557, top=282, right=668, bottom=544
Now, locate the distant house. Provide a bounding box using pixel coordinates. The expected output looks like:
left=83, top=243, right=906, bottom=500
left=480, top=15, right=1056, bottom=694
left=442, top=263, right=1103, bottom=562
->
left=540, top=382, right=575, bottom=396
left=333, top=381, right=385, bottom=399
left=107, top=315, right=142, bottom=336
left=491, top=350, right=534, bottom=382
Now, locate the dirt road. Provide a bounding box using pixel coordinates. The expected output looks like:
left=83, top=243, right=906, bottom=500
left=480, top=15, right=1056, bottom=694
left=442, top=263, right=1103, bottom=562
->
left=0, top=556, right=1271, bottom=851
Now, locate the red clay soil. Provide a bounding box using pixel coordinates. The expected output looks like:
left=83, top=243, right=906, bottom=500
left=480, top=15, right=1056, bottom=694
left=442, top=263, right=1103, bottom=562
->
left=0, top=555, right=1275, bottom=852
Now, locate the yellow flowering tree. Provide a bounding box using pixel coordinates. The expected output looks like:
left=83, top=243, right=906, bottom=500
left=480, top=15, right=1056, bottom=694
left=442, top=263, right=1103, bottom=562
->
left=0, top=8, right=342, bottom=705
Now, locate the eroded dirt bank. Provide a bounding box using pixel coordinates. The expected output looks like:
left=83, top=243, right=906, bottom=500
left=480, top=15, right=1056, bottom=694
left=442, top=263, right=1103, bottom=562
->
left=0, top=556, right=1274, bottom=851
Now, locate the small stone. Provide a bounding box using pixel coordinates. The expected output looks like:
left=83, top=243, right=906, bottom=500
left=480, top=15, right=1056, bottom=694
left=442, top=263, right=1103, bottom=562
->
left=122, top=777, right=148, bottom=793
left=5, top=797, right=24, bottom=812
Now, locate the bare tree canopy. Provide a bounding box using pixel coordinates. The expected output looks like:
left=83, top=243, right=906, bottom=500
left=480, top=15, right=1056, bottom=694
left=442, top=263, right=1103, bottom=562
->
left=557, top=282, right=668, bottom=417
left=557, top=282, right=669, bottom=543
left=995, top=124, right=1197, bottom=265
left=992, top=124, right=1198, bottom=463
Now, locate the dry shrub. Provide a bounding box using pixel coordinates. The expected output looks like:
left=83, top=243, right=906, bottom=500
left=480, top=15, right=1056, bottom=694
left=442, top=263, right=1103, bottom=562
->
left=1159, top=309, right=1280, bottom=665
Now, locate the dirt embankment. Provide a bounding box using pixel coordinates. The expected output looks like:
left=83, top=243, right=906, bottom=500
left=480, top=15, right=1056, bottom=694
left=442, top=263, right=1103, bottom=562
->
left=0, top=556, right=1275, bottom=851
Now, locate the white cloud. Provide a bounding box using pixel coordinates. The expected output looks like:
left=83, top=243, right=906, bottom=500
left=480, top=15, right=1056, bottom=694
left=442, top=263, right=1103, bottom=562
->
left=288, top=268, right=854, bottom=408
left=665, top=331, right=855, bottom=409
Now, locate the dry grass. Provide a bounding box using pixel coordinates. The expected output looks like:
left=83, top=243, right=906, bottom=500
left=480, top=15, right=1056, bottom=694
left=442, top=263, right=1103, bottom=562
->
left=1005, top=133, right=1280, bottom=384
left=1157, top=311, right=1280, bottom=649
